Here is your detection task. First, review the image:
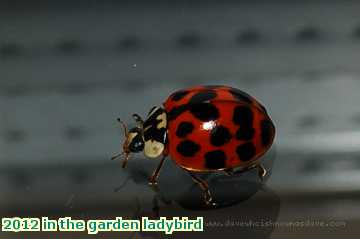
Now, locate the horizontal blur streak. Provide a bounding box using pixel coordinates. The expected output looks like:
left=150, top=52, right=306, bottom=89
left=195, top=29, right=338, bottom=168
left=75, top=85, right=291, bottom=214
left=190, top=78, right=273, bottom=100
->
left=280, top=131, right=360, bottom=153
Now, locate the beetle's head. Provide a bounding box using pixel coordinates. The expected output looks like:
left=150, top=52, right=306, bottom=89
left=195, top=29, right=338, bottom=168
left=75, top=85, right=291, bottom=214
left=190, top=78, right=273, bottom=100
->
left=111, top=115, right=144, bottom=168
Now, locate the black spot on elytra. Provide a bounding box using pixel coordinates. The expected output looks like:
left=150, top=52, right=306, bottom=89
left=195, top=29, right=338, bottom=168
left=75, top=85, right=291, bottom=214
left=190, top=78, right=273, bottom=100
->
left=189, top=90, right=217, bottom=104
left=236, top=127, right=255, bottom=140
left=228, top=88, right=253, bottom=104
left=236, top=142, right=256, bottom=161
left=168, top=99, right=220, bottom=122
left=177, top=140, right=200, bottom=157
left=232, top=105, right=253, bottom=126
left=189, top=103, right=219, bottom=121
left=205, top=150, right=227, bottom=169
left=176, top=121, right=194, bottom=138
left=261, top=120, right=274, bottom=146
left=168, top=104, right=188, bottom=121
left=171, top=90, right=189, bottom=101
left=210, top=125, right=232, bottom=146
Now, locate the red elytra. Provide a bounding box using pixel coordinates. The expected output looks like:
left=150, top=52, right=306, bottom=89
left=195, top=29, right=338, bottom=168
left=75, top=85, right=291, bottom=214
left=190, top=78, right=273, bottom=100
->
left=164, top=85, right=275, bottom=172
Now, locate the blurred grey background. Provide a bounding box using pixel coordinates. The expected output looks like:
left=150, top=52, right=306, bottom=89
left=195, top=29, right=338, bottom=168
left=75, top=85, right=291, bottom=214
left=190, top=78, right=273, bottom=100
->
left=1, top=0, right=360, bottom=238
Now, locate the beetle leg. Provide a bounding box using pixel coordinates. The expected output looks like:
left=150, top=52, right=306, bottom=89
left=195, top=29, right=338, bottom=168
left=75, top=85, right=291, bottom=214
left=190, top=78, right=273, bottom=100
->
left=148, top=155, right=167, bottom=188
left=256, top=164, right=267, bottom=181
left=132, top=113, right=144, bottom=126
left=187, top=171, right=216, bottom=206
left=224, top=168, right=234, bottom=176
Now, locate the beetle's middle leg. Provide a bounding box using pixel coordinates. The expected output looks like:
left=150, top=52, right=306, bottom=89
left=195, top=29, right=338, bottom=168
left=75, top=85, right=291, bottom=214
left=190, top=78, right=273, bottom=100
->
left=256, top=163, right=267, bottom=181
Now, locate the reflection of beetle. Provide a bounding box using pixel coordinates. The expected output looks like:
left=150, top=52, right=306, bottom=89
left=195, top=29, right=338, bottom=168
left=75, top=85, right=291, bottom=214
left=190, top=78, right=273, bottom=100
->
left=122, top=182, right=280, bottom=239
left=112, top=85, right=275, bottom=205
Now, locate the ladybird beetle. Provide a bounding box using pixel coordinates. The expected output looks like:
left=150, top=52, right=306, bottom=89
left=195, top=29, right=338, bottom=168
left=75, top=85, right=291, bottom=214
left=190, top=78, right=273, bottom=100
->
left=112, top=85, right=275, bottom=205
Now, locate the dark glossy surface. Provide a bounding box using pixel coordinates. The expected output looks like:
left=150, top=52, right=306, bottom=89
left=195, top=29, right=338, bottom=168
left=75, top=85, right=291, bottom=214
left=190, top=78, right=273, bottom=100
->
left=1, top=1, right=360, bottom=238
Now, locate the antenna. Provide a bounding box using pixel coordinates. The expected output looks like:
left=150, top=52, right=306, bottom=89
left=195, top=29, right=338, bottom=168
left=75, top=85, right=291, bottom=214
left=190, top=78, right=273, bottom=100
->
left=110, top=118, right=129, bottom=161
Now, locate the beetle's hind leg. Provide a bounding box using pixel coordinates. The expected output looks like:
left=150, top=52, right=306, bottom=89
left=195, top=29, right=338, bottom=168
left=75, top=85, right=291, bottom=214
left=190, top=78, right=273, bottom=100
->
left=186, top=171, right=216, bottom=206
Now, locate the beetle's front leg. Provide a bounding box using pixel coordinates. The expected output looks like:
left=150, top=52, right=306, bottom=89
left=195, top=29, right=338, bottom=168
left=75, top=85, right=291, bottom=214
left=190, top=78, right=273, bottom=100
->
left=148, top=155, right=167, bottom=188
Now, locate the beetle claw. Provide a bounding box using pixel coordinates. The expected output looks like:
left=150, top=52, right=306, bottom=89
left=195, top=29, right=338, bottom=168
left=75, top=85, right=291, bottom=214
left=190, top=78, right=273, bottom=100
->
left=148, top=178, right=160, bottom=192
left=203, top=189, right=217, bottom=206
